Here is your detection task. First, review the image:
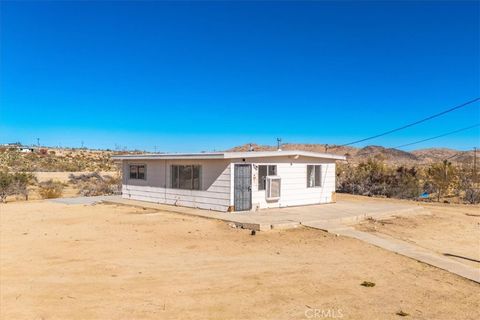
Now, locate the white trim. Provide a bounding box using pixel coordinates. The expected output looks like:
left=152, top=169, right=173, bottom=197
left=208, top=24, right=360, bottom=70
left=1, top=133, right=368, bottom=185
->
left=112, top=150, right=346, bottom=161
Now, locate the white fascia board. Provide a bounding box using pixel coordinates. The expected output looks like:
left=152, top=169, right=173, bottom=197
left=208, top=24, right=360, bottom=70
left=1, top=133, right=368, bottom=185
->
left=111, top=150, right=346, bottom=161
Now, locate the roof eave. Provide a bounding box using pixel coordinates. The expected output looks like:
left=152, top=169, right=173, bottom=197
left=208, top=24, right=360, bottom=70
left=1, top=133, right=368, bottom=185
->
left=111, top=151, right=346, bottom=161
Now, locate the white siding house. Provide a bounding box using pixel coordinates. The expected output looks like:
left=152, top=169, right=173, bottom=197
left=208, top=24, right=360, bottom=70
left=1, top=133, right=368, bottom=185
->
left=112, top=151, right=345, bottom=212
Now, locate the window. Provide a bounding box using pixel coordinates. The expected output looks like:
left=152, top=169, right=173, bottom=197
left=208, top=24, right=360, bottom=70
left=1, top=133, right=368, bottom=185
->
left=307, top=165, right=321, bottom=188
left=266, top=176, right=281, bottom=200
left=258, top=165, right=277, bottom=190
left=129, top=164, right=146, bottom=180
left=171, top=165, right=201, bottom=190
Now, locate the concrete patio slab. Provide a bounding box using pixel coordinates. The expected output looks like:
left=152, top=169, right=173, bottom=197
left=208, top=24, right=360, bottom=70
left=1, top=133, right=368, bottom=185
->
left=101, top=197, right=424, bottom=231
left=50, top=195, right=121, bottom=205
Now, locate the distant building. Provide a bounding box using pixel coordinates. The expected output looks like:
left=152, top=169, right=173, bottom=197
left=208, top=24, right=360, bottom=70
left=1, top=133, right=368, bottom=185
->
left=0, top=144, right=36, bottom=153
left=19, top=147, right=35, bottom=153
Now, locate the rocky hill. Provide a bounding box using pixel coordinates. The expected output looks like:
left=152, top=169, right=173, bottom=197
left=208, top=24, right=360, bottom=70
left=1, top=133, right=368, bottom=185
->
left=229, top=143, right=476, bottom=166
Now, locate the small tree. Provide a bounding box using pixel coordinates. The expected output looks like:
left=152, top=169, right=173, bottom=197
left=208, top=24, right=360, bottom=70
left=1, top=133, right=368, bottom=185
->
left=10, top=172, right=36, bottom=200
left=0, top=171, right=13, bottom=202
left=0, top=171, right=36, bottom=202
left=427, top=160, right=456, bottom=202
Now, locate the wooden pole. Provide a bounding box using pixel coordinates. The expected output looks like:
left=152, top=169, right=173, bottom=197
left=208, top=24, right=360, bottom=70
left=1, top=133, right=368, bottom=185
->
left=474, top=147, right=477, bottom=184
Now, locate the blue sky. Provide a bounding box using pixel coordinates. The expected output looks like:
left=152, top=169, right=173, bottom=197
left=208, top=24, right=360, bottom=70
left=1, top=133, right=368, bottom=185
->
left=1, top=1, right=479, bottom=152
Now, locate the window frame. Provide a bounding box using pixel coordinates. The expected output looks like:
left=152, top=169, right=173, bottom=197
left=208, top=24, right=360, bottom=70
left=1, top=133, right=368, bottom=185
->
left=307, top=165, right=322, bottom=188
left=129, top=163, right=147, bottom=180
left=266, top=176, right=281, bottom=200
left=171, top=164, right=202, bottom=190
left=258, top=164, right=277, bottom=191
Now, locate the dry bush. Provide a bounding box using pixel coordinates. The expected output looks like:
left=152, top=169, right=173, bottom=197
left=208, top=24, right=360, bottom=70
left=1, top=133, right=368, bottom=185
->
left=337, top=158, right=479, bottom=204
left=38, top=180, right=64, bottom=199
left=464, top=188, right=480, bottom=204
left=69, top=172, right=120, bottom=196
left=0, top=171, right=12, bottom=202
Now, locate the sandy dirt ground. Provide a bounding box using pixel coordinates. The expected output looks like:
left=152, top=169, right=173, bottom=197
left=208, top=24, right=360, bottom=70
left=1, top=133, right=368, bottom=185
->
left=352, top=195, right=480, bottom=268
left=1, top=200, right=479, bottom=320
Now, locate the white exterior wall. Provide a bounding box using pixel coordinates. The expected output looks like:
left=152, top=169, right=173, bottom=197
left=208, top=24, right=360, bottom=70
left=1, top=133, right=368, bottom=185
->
left=121, top=155, right=338, bottom=212
left=231, top=156, right=336, bottom=210
left=122, top=159, right=231, bottom=211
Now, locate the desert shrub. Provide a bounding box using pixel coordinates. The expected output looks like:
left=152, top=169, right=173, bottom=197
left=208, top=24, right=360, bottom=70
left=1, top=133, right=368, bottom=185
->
left=0, top=171, right=36, bottom=202
left=69, top=172, right=121, bottom=196
left=38, top=180, right=64, bottom=199
left=337, top=160, right=422, bottom=199
left=463, top=188, right=480, bottom=204
left=337, top=159, right=392, bottom=197
left=386, top=166, right=421, bottom=199
left=337, top=158, right=480, bottom=203
left=427, top=160, right=457, bottom=202
left=0, top=171, right=13, bottom=202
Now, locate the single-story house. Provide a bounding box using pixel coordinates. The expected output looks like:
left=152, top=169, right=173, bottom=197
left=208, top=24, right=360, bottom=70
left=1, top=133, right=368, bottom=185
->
left=112, top=150, right=346, bottom=212
left=19, top=147, right=35, bottom=153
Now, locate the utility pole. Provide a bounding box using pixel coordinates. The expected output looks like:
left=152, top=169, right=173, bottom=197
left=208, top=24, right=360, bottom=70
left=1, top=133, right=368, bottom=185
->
left=37, top=138, right=40, bottom=147
left=474, top=147, right=477, bottom=184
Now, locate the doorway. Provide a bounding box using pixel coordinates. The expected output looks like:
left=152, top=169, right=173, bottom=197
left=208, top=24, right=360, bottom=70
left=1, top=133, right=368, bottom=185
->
left=234, top=164, right=252, bottom=211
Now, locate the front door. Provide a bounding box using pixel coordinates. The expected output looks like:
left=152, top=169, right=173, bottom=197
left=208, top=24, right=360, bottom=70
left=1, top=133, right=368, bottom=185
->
left=234, top=164, right=252, bottom=211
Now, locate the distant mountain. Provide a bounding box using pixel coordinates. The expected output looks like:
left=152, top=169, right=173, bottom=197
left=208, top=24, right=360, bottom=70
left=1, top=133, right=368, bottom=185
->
left=411, top=148, right=474, bottom=164
left=228, top=143, right=475, bottom=166
left=355, top=146, right=419, bottom=163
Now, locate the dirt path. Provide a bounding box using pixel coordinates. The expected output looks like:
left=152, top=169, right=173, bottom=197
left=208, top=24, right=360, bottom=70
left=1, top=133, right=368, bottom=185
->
left=1, top=201, right=479, bottom=319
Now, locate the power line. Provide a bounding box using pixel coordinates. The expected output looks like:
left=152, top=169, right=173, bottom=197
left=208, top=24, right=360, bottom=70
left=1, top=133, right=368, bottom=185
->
left=393, top=123, right=480, bottom=149
left=446, top=151, right=466, bottom=160
left=340, top=97, right=480, bottom=147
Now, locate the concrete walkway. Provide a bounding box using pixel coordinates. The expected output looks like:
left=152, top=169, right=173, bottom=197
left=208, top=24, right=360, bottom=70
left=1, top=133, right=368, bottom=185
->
left=303, top=223, right=480, bottom=284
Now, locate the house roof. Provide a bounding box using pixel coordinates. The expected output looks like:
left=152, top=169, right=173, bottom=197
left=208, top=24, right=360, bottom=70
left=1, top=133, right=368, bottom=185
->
left=111, top=150, right=346, bottom=161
